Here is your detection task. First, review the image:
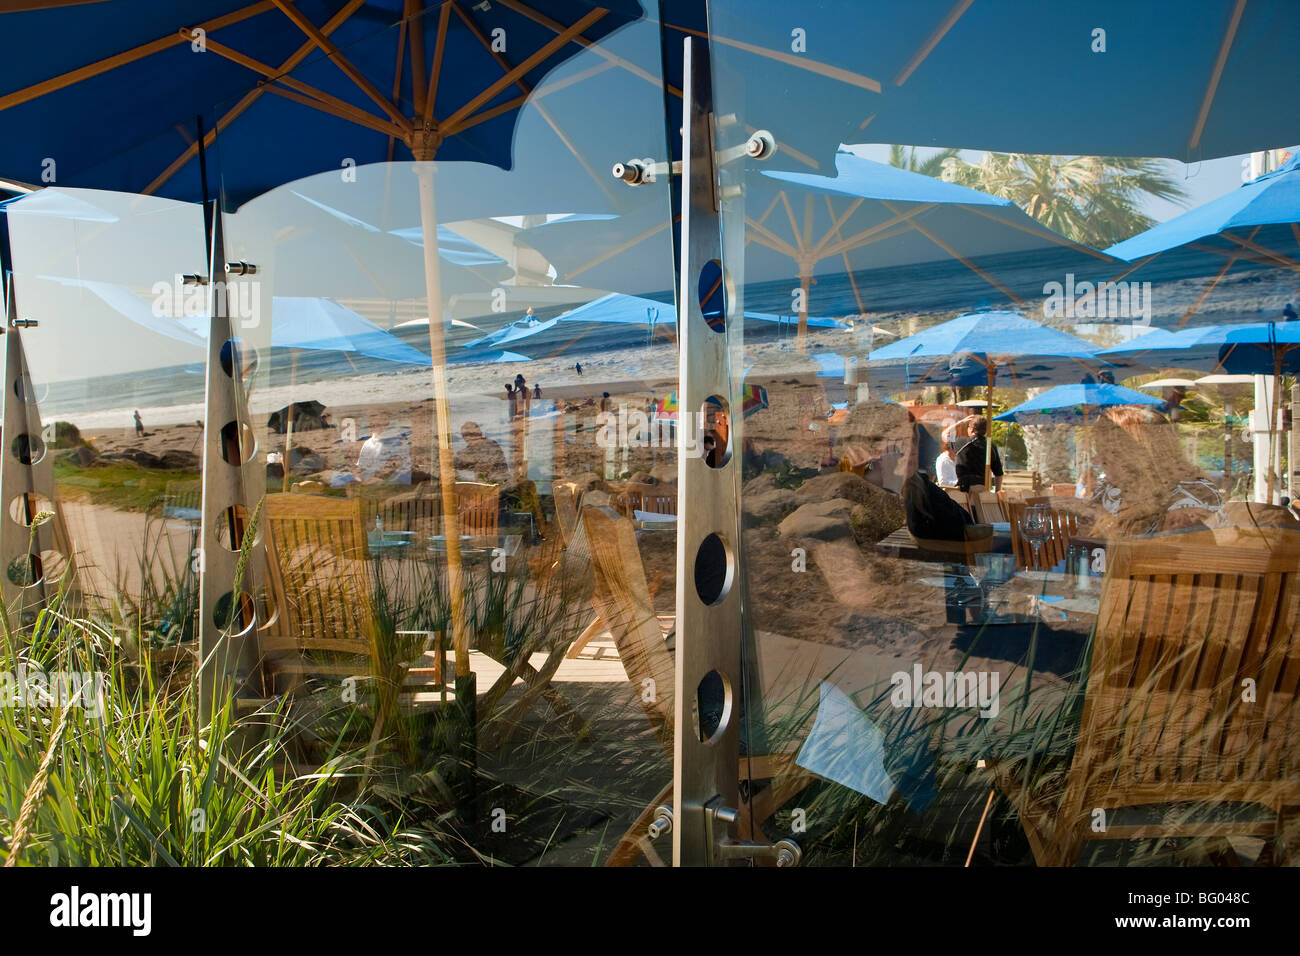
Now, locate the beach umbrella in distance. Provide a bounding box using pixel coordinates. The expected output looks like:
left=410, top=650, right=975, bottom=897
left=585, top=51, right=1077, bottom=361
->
left=519, top=151, right=1112, bottom=348
left=869, top=310, right=1099, bottom=486
left=1139, top=377, right=1198, bottom=389
left=1099, top=316, right=1300, bottom=498
left=994, top=382, right=1164, bottom=426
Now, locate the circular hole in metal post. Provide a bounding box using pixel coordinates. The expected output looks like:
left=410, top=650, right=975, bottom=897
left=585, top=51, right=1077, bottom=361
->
left=8, top=492, right=53, bottom=527
left=213, top=590, right=255, bottom=634
left=701, top=395, right=731, bottom=468
left=14, top=372, right=42, bottom=404
left=12, top=432, right=45, bottom=465
left=6, top=552, right=41, bottom=588
left=694, top=668, right=732, bottom=743
left=220, top=339, right=258, bottom=381
left=219, top=421, right=256, bottom=466
left=214, top=504, right=252, bottom=552
left=693, top=532, right=733, bottom=606
left=697, top=259, right=728, bottom=333
left=37, top=549, right=68, bottom=584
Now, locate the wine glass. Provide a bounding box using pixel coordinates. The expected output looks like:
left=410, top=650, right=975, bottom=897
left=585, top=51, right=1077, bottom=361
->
left=1020, top=503, right=1052, bottom=569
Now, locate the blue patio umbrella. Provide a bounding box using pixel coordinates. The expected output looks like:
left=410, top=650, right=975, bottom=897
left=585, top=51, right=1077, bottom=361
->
left=994, top=382, right=1164, bottom=426
left=0, top=1, right=643, bottom=204
left=179, top=295, right=433, bottom=365
left=1107, top=155, right=1300, bottom=269
left=870, top=310, right=1100, bottom=484
left=696, top=1, right=1300, bottom=168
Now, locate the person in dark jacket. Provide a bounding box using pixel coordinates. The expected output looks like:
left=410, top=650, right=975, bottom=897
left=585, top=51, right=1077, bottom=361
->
left=955, top=416, right=1002, bottom=491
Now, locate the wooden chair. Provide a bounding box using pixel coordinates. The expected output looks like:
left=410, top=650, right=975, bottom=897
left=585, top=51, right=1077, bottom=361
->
left=258, top=494, right=443, bottom=750
left=582, top=505, right=810, bottom=864
left=966, top=484, right=1006, bottom=524
left=1007, top=497, right=1078, bottom=570
left=455, top=481, right=499, bottom=537
left=994, top=535, right=1300, bottom=865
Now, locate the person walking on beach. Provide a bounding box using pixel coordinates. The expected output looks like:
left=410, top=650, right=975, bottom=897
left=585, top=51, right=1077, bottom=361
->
left=575, top=362, right=582, bottom=376
left=533, top=383, right=541, bottom=401
left=133, top=410, right=144, bottom=437
left=505, top=383, right=516, bottom=421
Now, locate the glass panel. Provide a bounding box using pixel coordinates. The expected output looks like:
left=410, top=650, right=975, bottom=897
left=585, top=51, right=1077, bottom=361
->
left=210, top=6, right=679, bottom=865
left=6, top=173, right=208, bottom=641
left=706, top=0, right=1300, bottom=866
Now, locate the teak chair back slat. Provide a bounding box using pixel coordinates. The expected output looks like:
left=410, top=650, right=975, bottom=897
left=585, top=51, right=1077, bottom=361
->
left=1000, top=535, right=1300, bottom=865
left=260, top=494, right=376, bottom=680
left=456, top=482, right=499, bottom=537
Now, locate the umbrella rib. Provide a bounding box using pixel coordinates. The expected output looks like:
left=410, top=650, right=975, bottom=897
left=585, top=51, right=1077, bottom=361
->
left=664, top=23, right=882, bottom=93
left=887, top=202, right=1023, bottom=305
left=423, top=2, right=451, bottom=126
left=1189, top=0, right=1248, bottom=151
left=445, top=0, right=618, bottom=206
left=0, top=0, right=276, bottom=112
left=841, top=249, right=868, bottom=316
left=962, top=204, right=1113, bottom=260
left=756, top=127, right=820, bottom=170
left=406, top=0, right=428, bottom=119
left=199, top=36, right=404, bottom=138
left=440, top=8, right=607, bottom=132
left=141, top=0, right=368, bottom=196
left=892, top=0, right=975, bottom=86
left=1175, top=229, right=1258, bottom=328
left=744, top=217, right=800, bottom=260
left=270, top=0, right=411, bottom=133
left=818, top=204, right=933, bottom=259
left=388, top=11, right=409, bottom=161
left=778, top=191, right=804, bottom=253
left=566, top=219, right=672, bottom=280
left=257, top=83, right=406, bottom=138
left=1220, top=231, right=1300, bottom=271
left=493, top=0, right=676, bottom=97
left=809, top=194, right=864, bottom=261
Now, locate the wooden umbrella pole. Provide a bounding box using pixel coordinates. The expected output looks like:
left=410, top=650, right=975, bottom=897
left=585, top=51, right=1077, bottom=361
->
left=984, top=363, right=995, bottom=488
left=416, top=162, right=470, bottom=677
left=797, top=271, right=811, bottom=353
left=282, top=349, right=298, bottom=492
left=1267, top=348, right=1283, bottom=503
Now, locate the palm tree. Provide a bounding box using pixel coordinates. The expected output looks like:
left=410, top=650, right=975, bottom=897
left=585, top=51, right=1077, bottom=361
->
left=939, top=152, right=1188, bottom=247
left=888, top=144, right=961, bottom=178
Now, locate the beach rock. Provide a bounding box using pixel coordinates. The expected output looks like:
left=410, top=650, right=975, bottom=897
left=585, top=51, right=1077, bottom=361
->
left=742, top=472, right=797, bottom=524
left=795, top=472, right=905, bottom=544
left=125, top=450, right=165, bottom=469
left=287, top=446, right=325, bottom=471
left=794, top=472, right=876, bottom=506
left=777, top=498, right=855, bottom=543
left=60, top=445, right=98, bottom=468
left=158, top=450, right=199, bottom=470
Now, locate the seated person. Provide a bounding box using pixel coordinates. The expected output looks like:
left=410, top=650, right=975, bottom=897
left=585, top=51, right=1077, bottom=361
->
left=903, top=469, right=975, bottom=542
left=934, top=441, right=959, bottom=487
left=454, top=421, right=509, bottom=486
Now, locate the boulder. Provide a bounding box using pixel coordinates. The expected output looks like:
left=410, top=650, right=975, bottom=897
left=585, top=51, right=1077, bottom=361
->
left=158, top=449, right=199, bottom=470
left=796, top=472, right=905, bottom=544
left=742, top=472, right=797, bottom=524
left=778, top=498, right=855, bottom=543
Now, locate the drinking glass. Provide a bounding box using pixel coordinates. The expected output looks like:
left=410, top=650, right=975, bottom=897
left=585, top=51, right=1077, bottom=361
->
left=1020, top=503, right=1052, bottom=568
